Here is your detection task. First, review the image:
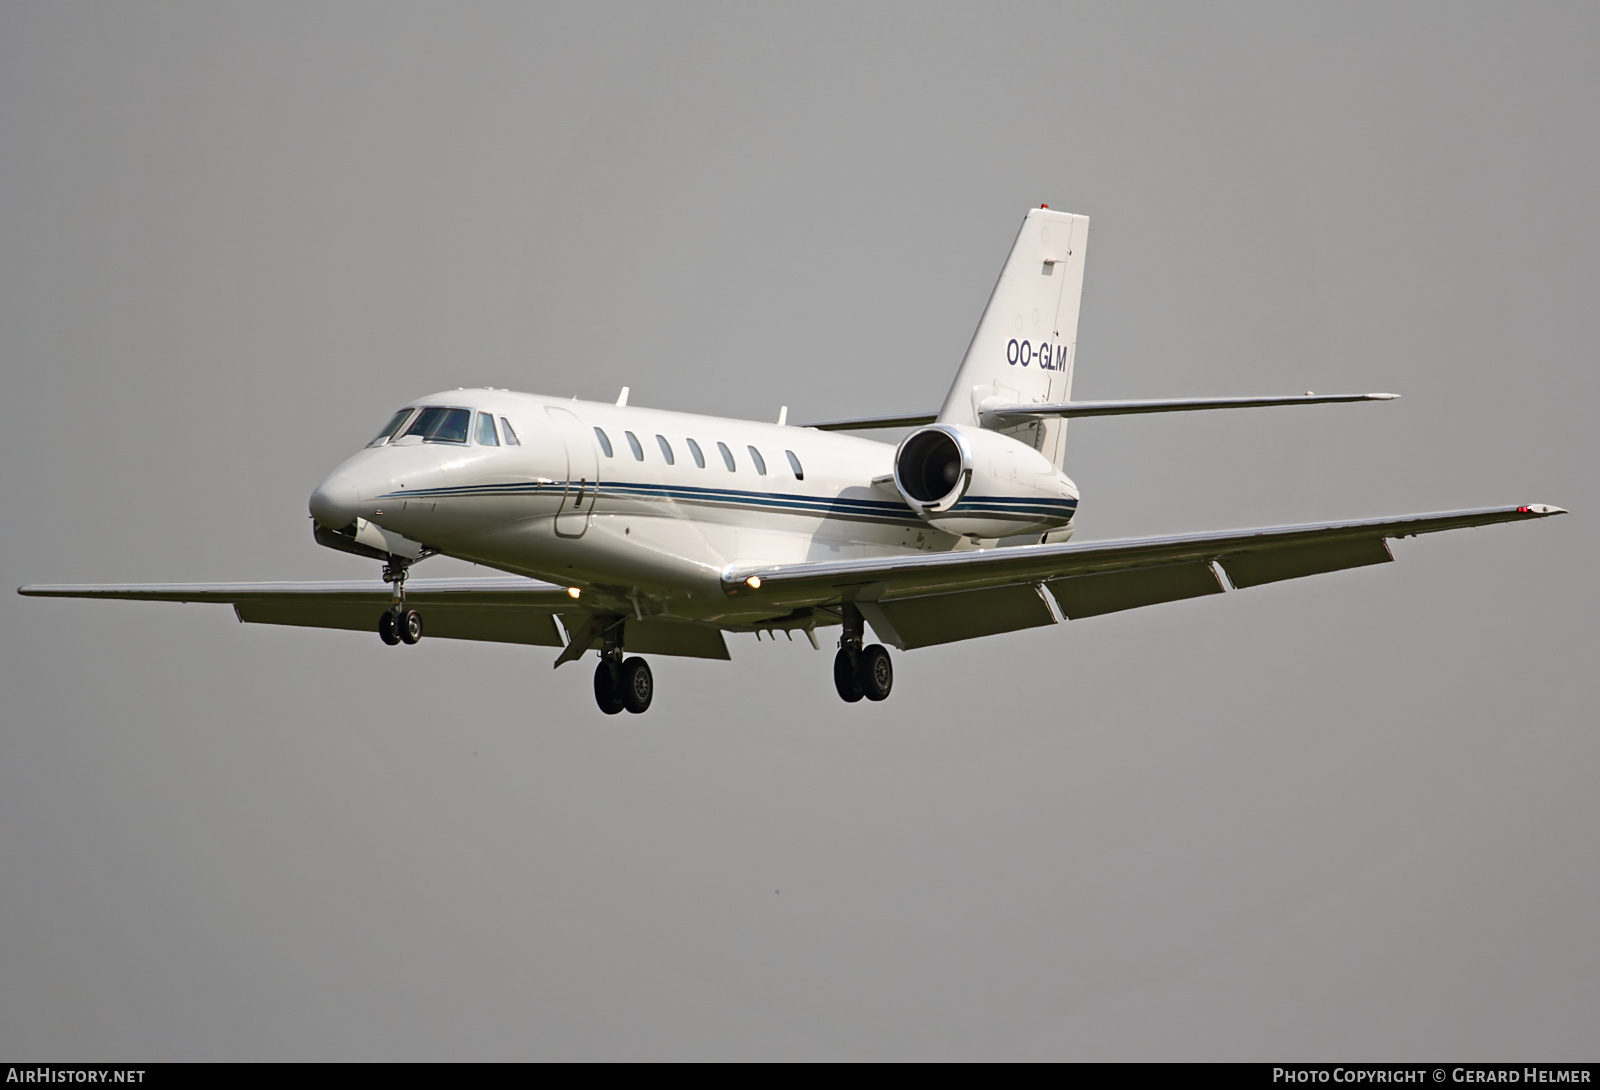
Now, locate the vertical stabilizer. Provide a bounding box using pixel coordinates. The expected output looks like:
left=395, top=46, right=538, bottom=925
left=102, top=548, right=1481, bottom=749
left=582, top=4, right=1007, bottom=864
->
left=937, top=208, right=1089, bottom=468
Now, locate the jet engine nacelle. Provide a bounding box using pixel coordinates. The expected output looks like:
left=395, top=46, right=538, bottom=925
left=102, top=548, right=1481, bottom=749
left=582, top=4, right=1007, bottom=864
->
left=892, top=424, right=1079, bottom=539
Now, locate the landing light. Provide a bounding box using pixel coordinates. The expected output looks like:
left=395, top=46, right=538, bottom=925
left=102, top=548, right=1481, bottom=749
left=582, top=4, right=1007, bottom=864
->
left=746, top=576, right=762, bottom=589
left=567, top=586, right=582, bottom=599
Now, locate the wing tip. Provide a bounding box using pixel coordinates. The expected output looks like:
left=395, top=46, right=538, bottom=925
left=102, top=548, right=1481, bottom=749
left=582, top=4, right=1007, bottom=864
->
left=1517, top=503, right=1567, bottom=516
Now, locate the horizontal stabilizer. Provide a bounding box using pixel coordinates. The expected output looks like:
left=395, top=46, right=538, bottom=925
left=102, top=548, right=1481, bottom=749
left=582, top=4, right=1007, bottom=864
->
left=804, top=393, right=1396, bottom=432
left=979, top=392, right=1398, bottom=426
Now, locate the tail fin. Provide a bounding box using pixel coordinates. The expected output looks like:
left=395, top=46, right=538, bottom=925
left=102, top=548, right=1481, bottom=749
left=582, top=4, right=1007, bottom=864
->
left=937, top=207, right=1089, bottom=468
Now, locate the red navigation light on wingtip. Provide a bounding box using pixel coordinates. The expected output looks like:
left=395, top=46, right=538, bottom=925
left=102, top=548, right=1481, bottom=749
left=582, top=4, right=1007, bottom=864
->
left=1518, top=506, right=1532, bottom=513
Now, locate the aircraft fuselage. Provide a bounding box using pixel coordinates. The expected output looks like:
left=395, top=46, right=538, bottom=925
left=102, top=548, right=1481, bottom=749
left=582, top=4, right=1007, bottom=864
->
left=309, top=389, right=1081, bottom=625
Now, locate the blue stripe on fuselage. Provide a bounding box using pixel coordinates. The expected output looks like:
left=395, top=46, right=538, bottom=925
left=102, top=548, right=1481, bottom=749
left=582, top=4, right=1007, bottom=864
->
left=379, top=480, right=1077, bottom=525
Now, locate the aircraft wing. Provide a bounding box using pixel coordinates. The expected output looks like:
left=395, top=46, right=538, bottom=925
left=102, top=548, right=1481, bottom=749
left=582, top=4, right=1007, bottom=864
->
left=19, top=576, right=575, bottom=647
left=17, top=575, right=733, bottom=660
left=722, top=504, right=1566, bottom=650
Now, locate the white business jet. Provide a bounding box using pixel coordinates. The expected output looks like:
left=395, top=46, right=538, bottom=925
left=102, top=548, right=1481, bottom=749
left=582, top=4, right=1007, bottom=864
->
left=20, top=207, right=1565, bottom=714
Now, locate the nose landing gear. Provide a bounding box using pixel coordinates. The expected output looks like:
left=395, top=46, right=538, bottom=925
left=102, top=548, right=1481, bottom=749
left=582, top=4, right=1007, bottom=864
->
left=376, top=558, right=424, bottom=647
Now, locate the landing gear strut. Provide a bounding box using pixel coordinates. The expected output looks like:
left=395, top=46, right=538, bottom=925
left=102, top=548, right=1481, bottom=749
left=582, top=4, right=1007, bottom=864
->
left=376, top=557, right=423, bottom=646
left=591, top=618, right=653, bottom=715
left=832, top=603, right=893, bottom=703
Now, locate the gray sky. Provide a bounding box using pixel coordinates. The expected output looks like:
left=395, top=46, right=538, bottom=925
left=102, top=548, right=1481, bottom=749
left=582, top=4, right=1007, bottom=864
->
left=2, top=2, right=1595, bottom=1060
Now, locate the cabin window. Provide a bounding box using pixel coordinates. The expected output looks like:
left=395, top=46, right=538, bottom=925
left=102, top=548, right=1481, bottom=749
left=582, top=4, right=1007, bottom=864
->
left=475, top=412, right=499, bottom=446
left=717, top=441, right=736, bottom=471
left=747, top=446, right=767, bottom=475
left=404, top=406, right=471, bottom=444
left=686, top=438, right=706, bottom=468
left=785, top=450, right=804, bottom=480
left=625, top=431, right=644, bottom=460
left=368, top=408, right=415, bottom=447
left=593, top=427, right=614, bottom=457
left=500, top=417, right=520, bottom=445
left=656, top=435, right=675, bottom=465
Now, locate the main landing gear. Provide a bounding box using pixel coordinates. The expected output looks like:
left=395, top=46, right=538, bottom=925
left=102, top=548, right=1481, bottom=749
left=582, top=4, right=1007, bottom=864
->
left=376, top=558, right=423, bottom=647
left=832, top=603, right=893, bottom=703
left=591, top=618, right=653, bottom=715
left=594, top=655, right=652, bottom=715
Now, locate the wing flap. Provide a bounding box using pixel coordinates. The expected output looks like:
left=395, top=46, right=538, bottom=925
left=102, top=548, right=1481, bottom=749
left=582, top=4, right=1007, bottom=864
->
left=554, top=614, right=731, bottom=661
left=1218, top=537, right=1393, bottom=590
left=622, top=619, right=732, bottom=660
left=857, top=584, right=1057, bottom=650
left=1048, top=561, right=1225, bottom=619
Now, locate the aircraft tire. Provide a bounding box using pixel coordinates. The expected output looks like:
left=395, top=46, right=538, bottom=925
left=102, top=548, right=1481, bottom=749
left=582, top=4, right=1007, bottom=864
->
left=621, top=656, right=653, bottom=714
left=833, top=649, right=864, bottom=703
left=399, top=608, right=424, bottom=645
left=378, top=610, right=400, bottom=646
left=857, top=644, right=893, bottom=702
left=593, top=661, right=625, bottom=715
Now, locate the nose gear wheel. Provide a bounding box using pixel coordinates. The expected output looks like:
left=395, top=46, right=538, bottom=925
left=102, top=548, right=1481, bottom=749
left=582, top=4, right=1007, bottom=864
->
left=398, top=609, right=423, bottom=644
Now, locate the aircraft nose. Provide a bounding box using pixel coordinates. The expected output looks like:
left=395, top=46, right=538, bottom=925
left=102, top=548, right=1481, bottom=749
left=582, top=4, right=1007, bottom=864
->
left=309, top=475, right=361, bottom=530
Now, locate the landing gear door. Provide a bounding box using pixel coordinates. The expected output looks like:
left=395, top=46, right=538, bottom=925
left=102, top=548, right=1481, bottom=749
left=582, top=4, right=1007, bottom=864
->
left=546, top=406, right=598, bottom=538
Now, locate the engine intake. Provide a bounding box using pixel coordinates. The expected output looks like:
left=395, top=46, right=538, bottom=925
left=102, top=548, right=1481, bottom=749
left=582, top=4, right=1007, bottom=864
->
left=892, top=423, right=1080, bottom=539
left=894, top=426, right=972, bottom=513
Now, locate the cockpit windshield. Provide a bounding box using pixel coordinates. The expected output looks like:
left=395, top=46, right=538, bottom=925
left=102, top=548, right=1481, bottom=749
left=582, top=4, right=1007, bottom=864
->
left=367, top=408, right=415, bottom=447
left=402, top=406, right=472, bottom=444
